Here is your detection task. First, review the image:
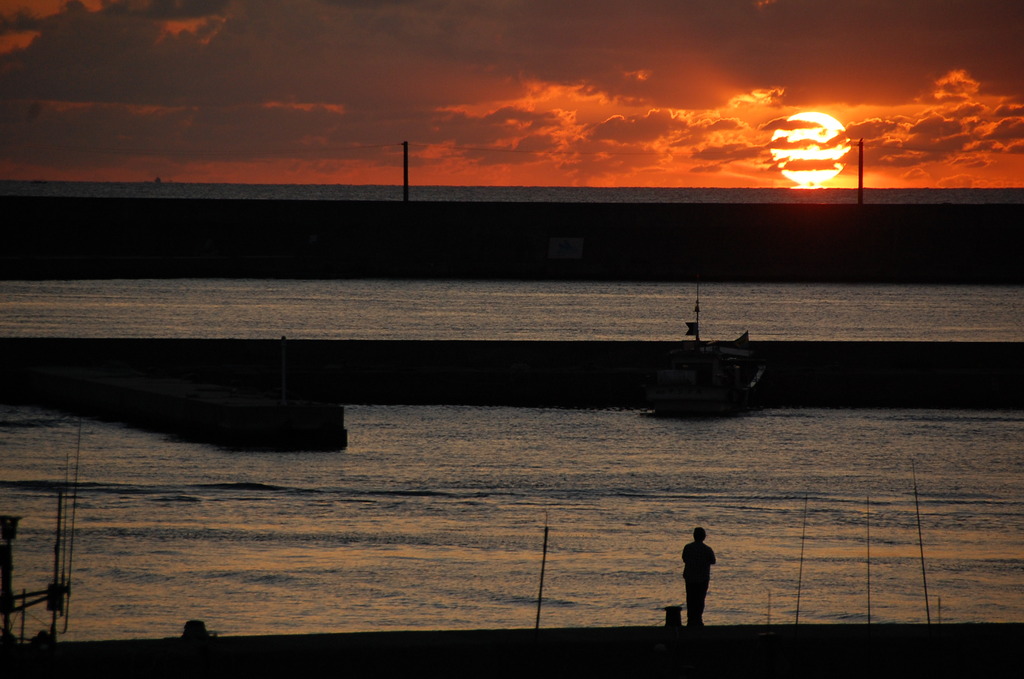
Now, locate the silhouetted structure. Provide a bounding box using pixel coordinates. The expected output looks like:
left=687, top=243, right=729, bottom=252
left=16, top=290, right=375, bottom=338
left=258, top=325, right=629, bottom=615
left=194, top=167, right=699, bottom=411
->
left=2, top=339, right=1021, bottom=411
left=2, top=197, right=1021, bottom=283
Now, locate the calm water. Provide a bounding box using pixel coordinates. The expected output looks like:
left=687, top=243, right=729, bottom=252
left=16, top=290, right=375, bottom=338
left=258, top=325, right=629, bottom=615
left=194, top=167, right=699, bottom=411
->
left=1, top=279, right=1021, bottom=341
left=2, top=404, right=1022, bottom=641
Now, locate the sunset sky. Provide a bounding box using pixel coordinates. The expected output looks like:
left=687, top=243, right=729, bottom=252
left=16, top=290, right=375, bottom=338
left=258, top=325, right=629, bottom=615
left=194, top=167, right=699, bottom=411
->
left=2, top=0, right=1022, bottom=188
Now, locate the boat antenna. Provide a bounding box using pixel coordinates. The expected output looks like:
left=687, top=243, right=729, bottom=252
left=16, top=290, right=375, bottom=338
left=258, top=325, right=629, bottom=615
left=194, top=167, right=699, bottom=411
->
left=695, top=277, right=700, bottom=343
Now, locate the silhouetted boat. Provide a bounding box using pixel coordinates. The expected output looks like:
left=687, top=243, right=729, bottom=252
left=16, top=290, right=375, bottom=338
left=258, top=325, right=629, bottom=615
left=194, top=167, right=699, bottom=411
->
left=646, top=332, right=765, bottom=415
left=645, top=290, right=765, bottom=415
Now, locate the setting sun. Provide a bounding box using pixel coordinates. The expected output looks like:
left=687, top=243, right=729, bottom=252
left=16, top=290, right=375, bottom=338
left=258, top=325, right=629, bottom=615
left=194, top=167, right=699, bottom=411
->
left=770, top=112, right=852, bottom=188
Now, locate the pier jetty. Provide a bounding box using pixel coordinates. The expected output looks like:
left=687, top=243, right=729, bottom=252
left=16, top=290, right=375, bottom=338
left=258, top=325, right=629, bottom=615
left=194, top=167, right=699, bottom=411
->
left=2, top=197, right=1021, bottom=283
left=2, top=340, right=1020, bottom=433
left=21, top=363, right=347, bottom=450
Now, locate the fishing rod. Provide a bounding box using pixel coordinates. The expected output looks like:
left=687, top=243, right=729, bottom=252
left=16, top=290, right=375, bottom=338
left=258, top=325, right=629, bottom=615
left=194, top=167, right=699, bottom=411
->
left=59, top=420, right=83, bottom=634
left=50, top=492, right=68, bottom=638
left=794, top=494, right=809, bottom=630
left=911, top=460, right=932, bottom=628
left=866, top=496, right=871, bottom=635
left=534, top=514, right=550, bottom=639
left=46, top=419, right=82, bottom=639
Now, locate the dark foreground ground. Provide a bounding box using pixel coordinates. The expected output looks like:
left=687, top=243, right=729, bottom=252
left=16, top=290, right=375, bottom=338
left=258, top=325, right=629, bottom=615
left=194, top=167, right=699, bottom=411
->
left=3, top=624, right=1018, bottom=679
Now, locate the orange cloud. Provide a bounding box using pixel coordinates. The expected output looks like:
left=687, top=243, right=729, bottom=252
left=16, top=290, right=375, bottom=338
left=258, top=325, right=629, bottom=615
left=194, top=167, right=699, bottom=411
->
left=0, top=2, right=1021, bottom=188
left=932, top=70, right=981, bottom=103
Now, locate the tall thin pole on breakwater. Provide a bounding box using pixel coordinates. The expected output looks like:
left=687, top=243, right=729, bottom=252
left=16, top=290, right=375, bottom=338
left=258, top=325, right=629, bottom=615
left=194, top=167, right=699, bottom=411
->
left=858, top=139, right=864, bottom=205
left=402, top=141, right=409, bottom=202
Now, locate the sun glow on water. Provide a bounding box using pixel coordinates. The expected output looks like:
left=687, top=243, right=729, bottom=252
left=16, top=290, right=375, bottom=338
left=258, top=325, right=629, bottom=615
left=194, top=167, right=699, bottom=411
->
left=5, top=404, right=1023, bottom=640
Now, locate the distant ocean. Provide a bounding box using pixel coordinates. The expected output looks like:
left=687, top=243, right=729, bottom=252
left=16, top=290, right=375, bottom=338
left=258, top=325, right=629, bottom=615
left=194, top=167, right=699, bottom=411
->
left=2, top=180, right=1023, bottom=204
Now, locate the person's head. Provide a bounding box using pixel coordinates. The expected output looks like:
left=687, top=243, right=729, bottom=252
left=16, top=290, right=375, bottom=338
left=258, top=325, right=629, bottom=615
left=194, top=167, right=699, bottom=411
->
left=693, top=526, right=706, bottom=542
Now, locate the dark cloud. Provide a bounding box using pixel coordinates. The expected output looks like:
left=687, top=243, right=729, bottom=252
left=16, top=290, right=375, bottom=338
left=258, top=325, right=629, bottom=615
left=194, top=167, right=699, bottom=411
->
left=5, top=1, right=1020, bottom=109
left=0, top=6, right=41, bottom=33
left=994, top=104, right=1024, bottom=117
left=845, top=118, right=901, bottom=140
left=1, top=0, right=1021, bottom=184
left=691, top=142, right=764, bottom=162
left=101, top=0, right=233, bottom=19
left=768, top=131, right=848, bottom=151
left=908, top=115, right=965, bottom=142
left=588, top=110, right=688, bottom=145
left=985, top=118, right=1024, bottom=142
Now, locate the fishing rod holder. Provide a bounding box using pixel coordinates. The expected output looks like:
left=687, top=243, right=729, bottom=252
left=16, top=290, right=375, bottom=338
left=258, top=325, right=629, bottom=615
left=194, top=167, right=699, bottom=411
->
left=46, top=583, right=69, bottom=615
left=1, top=508, right=73, bottom=645
left=1, top=516, right=18, bottom=542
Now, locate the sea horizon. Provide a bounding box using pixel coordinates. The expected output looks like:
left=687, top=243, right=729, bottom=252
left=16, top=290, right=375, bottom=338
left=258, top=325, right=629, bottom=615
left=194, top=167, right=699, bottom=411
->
left=3, top=179, right=1024, bottom=204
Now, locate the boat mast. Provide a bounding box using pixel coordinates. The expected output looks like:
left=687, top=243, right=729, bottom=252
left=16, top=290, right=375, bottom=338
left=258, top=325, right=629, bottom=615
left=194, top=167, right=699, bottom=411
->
left=685, top=278, right=701, bottom=344
left=694, top=279, right=700, bottom=343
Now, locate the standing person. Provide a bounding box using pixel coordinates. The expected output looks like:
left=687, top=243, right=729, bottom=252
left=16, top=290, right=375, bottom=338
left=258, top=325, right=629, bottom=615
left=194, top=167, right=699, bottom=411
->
left=682, top=526, right=716, bottom=627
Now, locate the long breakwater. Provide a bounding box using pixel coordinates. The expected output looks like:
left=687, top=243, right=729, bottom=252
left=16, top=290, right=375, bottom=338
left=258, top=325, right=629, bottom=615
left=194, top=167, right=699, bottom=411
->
left=3, top=197, right=1021, bottom=282
left=2, top=339, right=1020, bottom=412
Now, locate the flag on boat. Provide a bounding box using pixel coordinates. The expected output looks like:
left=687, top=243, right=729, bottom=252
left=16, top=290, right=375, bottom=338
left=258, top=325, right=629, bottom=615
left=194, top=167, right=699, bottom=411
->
left=686, top=322, right=699, bottom=336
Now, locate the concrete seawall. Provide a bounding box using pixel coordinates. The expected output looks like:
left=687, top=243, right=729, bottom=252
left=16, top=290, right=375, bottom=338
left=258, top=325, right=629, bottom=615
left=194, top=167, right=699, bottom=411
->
left=3, top=197, right=1021, bottom=282
left=2, top=340, right=1020, bottom=413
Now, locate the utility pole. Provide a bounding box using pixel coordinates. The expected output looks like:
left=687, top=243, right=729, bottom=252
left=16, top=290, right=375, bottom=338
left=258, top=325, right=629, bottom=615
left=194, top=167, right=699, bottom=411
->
left=858, top=138, right=864, bottom=205
left=402, top=141, right=409, bottom=202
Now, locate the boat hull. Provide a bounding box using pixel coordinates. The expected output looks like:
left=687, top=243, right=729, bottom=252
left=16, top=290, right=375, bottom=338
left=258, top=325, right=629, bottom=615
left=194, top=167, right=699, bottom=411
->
left=645, top=384, right=750, bottom=415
